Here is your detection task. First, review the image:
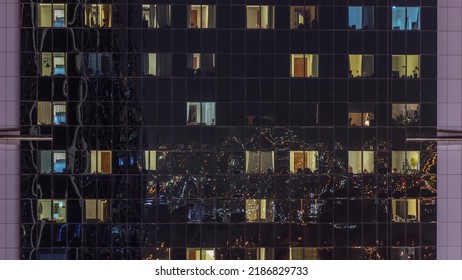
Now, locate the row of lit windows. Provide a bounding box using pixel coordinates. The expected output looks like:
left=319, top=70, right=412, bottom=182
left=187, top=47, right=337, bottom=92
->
left=33, top=247, right=431, bottom=260
left=37, top=4, right=422, bottom=31
left=39, top=52, right=421, bottom=79
left=35, top=198, right=423, bottom=225
left=148, top=246, right=424, bottom=260
left=37, top=150, right=422, bottom=175
left=36, top=101, right=420, bottom=128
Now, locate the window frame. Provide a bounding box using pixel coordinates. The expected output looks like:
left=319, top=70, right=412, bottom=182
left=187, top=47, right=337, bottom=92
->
left=40, top=52, right=67, bottom=76
left=84, top=4, right=113, bottom=28
left=246, top=5, right=275, bottom=29
left=392, top=6, right=421, bottom=31
left=38, top=3, right=67, bottom=28
left=37, top=199, right=67, bottom=223
left=245, top=151, right=275, bottom=174
left=142, top=4, right=171, bottom=28
left=290, top=54, right=319, bottom=78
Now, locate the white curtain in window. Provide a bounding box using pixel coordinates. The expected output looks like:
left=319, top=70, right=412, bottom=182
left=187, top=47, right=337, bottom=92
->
left=362, top=55, right=374, bottom=77
left=207, top=6, right=216, bottom=28
left=307, top=55, right=318, bottom=78
left=348, top=151, right=362, bottom=174
left=362, top=7, right=374, bottom=29
left=201, top=102, right=215, bottom=125
left=362, top=151, right=374, bottom=173
left=149, top=5, right=157, bottom=28
left=260, top=152, right=274, bottom=173
left=144, top=53, right=157, bottom=75
left=158, top=5, right=170, bottom=28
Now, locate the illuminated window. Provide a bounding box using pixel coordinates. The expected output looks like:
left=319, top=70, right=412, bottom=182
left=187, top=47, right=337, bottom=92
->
left=53, top=152, right=66, bottom=173
left=290, top=6, right=319, bottom=29
left=291, top=54, right=318, bottom=78
left=245, top=199, right=274, bottom=222
left=37, top=102, right=52, bottom=125
left=290, top=248, right=320, bottom=260
left=348, top=151, right=374, bottom=174
left=348, top=6, right=374, bottom=30
left=245, top=151, right=274, bottom=174
left=144, top=151, right=157, bottom=171
left=246, top=6, right=274, bottom=29
left=38, top=102, right=66, bottom=125
left=84, top=4, right=112, bottom=27
left=187, top=248, right=215, bottom=260
left=85, top=53, right=112, bottom=76
left=38, top=4, right=67, bottom=27
left=392, top=6, right=420, bottom=30
left=348, top=104, right=374, bottom=126
left=187, top=53, right=216, bottom=76
left=39, top=150, right=66, bottom=173
left=290, top=151, right=318, bottom=173
left=41, top=52, right=66, bottom=76
left=392, top=151, right=420, bottom=174
left=392, top=104, right=420, bottom=126
left=188, top=5, right=216, bottom=28
left=53, top=102, right=66, bottom=125
left=85, top=199, right=108, bottom=222
left=186, top=102, right=216, bottom=125
left=392, top=199, right=420, bottom=222
left=143, top=53, right=171, bottom=76
left=37, top=199, right=66, bottom=223
left=245, top=248, right=274, bottom=260
left=91, top=150, right=112, bottom=174
left=392, top=55, right=420, bottom=78
left=348, top=55, right=374, bottom=77
left=142, top=4, right=171, bottom=28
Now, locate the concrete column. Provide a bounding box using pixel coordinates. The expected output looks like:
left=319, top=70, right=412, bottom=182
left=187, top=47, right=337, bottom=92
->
left=438, top=0, right=462, bottom=259
left=0, top=0, right=20, bottom=259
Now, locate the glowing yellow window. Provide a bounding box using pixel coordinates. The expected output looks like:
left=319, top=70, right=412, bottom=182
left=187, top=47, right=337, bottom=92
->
left=84, top=4, right=112, bottom=27
left=246, top=199, right=274, bottom=222
left=37, top=199, right=67, bottom=223
left=187, top=248, right=215, bottom=260
left=91, top=150, right=112, bottom=174
left=38, top=4, right=67, bottom=27
left=291, top=54, right=318, bottom=78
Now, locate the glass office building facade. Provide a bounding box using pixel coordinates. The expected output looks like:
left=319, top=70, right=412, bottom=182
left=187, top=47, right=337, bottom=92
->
left=19, top=0, right=437, bottom=260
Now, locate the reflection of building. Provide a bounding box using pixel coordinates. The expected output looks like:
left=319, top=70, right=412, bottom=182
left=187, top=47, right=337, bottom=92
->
left=0, top=1, right=443, bottom=260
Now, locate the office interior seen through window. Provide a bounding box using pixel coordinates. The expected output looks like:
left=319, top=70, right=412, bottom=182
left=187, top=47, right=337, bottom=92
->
left=15, top=0, right=438, bottom=260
